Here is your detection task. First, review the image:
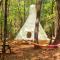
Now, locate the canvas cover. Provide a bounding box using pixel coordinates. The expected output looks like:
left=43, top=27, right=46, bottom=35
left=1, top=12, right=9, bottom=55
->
left=15, top=4, right=50, bottom=41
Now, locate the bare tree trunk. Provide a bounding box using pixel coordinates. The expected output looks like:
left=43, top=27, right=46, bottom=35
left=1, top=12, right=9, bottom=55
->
left=53, top=0, right=60, bottom=44
left=49, top=0, right=54, bottom=44
left=2, top=0, right=8, bottom=53
left=34, top=0, right=42, bottom=44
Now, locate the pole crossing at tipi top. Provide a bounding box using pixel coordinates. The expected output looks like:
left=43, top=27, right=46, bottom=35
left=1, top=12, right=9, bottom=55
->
left=15, top=4, right=50, bottom=41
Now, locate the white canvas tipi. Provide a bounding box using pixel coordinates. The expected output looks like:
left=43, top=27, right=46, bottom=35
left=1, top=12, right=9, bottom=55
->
left=15, top=4, right=49, bottom=41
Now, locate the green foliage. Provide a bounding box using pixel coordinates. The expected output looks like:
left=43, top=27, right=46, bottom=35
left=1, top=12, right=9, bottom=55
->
left=7, top=0, right=36, bottom=39
left=0, top=0, right=57, bottom=39
left=41, top=0, right=56, bottom=36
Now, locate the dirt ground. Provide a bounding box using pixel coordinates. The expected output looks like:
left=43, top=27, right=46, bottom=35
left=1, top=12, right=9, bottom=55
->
left=0, top=41, right=60, bottom=60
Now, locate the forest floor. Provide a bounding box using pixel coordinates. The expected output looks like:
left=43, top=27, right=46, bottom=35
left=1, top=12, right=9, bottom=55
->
left=0, top=40, right=60, bottom=60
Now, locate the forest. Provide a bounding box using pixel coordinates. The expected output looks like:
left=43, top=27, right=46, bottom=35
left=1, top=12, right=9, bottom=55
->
left=0, top=0, right=60, bottom=60
left=0, top=0, right=57, bottom=40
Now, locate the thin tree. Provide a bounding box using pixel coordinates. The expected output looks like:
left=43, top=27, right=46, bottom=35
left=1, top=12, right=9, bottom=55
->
left=53, top=0, right=60, bottom=44
left=49, top=0, right=54, bottom=44
left=2, top=0, right=11, bottom=53
left=34, top=0, right=42, bottom=44
left=2, top=0, right=8, bottom=53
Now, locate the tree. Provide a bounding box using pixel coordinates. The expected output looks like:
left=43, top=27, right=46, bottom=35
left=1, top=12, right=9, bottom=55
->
left=34, top=0, right=42, bottom=44
left=53, top=0, right=60, bottom=44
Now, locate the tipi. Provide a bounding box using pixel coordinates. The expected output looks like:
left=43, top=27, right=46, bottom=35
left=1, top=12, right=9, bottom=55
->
left=15, top=4, right=50, bottom=41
